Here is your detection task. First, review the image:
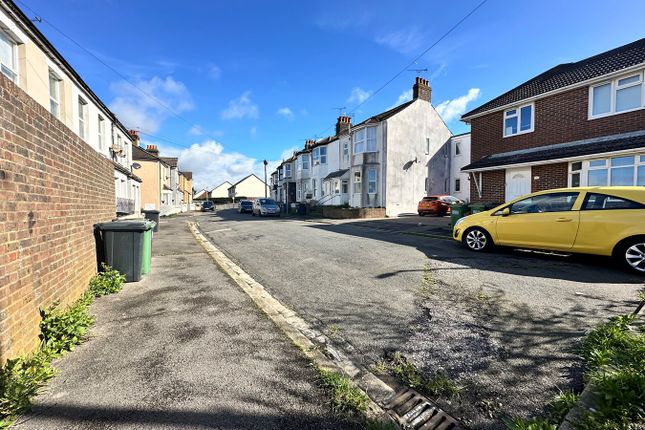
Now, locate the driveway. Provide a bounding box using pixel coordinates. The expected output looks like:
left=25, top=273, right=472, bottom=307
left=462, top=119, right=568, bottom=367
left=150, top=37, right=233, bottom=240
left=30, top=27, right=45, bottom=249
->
left=199, top=209, right=643, bottom=429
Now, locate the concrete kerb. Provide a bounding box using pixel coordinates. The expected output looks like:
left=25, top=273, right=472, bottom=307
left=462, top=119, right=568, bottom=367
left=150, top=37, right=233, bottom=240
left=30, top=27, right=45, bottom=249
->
left=188, top=221, right=397, bottom=425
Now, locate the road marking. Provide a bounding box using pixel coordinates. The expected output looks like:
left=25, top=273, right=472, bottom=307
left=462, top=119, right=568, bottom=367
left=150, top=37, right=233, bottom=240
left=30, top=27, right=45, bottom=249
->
left=188, top=222, right=395, bottom=423
left=206, top=228, right=232, bottom=233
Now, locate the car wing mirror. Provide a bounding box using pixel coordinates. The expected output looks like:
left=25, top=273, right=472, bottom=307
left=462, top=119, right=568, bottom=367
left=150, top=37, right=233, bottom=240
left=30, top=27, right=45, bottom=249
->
left=500, top=207, right=511, bottom=217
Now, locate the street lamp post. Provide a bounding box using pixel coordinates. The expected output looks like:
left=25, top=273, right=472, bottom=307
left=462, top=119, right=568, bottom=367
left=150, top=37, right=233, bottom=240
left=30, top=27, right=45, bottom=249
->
left=263, top=159, right=268, bottom=198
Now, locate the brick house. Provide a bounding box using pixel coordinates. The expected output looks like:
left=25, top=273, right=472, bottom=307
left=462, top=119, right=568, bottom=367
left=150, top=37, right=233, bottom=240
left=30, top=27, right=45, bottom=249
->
left=461, top=38, right=645, bottom=203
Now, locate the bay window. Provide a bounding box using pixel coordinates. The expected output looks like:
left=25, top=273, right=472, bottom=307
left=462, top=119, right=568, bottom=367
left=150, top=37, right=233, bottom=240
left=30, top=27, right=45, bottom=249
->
left=590, top=70, right=644, bottom=118
left=302, top=155, right=309, bottom=169
left=353, top=171, right=362, bottom=193
left=367, top=168, right=377, bottom=194
left=353, top=127, right=377, bottom=153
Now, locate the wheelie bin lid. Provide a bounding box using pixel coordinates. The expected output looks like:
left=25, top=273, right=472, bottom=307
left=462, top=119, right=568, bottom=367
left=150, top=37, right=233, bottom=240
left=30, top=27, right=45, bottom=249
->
left=94, top=220, right=155, bottom=232
left=142, top=209, right=160, bottom=214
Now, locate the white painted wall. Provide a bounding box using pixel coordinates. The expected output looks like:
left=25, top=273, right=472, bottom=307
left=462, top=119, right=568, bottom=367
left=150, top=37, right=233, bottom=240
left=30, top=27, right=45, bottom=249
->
left=211, top=181, right=232, bottom=198
left=231, top=175, right=269, bottom=199
left=450, top=133, right=471, bottom=202
left=385, top=99, right=452, bottom=216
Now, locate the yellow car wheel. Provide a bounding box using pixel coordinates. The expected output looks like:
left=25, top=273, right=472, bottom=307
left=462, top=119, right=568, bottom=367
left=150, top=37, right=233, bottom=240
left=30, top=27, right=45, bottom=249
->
left=463, top=227, right=493, bottom=252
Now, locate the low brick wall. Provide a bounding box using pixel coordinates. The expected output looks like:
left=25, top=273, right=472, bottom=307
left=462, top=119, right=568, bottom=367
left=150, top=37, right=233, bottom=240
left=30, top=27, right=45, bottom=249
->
left=0, top=75, right=115, bottom=363
left=322, top=207, right=386, bottom=219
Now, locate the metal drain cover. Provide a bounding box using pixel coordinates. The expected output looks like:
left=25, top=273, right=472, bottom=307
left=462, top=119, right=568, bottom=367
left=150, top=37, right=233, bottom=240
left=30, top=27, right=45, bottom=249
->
left=385, top=389, right=464, bottom=430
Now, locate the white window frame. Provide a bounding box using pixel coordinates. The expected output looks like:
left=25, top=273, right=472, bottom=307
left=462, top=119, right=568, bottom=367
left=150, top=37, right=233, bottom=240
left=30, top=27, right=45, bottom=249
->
left=341, top=180, right=348, bottom=194
left=0, top=29, right=18, bottom=82
left=98, top=114, right=105, bottom=151
left=503, top=103, right=534, bottom=137
left=568, top=153, right=645, bottom=187
left=588, top=69, right=645, bottom=120
left=285, top=163, right=292, bottom=178
left=48, top=69, right=61, bottom=119
left=353, top=126, right=377, bottom=154
left=367, top=168, right=377, bottom=194
left=78, top=96, right=88, bottom=140
left=353, top=171, right=362, bottom=194
left=297, top=157, right=302, bottom=171
left=343, top=141, right=349, bottom=157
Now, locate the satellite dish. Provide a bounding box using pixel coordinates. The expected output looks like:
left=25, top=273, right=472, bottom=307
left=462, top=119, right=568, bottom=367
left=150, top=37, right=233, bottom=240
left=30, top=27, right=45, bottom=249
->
left=132, top=162, right=141, bottom=169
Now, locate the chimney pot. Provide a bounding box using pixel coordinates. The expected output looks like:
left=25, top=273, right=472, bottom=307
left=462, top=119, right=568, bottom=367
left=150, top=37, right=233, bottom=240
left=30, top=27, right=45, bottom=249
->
left=413, top=77, right=431, bottom=103
left=335, top=115, right=352, bottom=136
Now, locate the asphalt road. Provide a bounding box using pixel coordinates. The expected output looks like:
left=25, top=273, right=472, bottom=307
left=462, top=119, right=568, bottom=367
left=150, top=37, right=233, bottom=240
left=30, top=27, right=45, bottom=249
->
left=14, top=215, right=360, bottom=430
left=198, top=209, right=643, bottom=429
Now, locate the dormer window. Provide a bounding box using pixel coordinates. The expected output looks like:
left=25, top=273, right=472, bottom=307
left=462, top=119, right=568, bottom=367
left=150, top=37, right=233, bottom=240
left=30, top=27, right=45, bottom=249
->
left=503, top=103, right=533, bottom=137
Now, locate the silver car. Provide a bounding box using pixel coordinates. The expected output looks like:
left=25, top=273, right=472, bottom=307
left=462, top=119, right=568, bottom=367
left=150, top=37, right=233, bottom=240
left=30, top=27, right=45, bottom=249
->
left=252, top=198, right=280, bottom=217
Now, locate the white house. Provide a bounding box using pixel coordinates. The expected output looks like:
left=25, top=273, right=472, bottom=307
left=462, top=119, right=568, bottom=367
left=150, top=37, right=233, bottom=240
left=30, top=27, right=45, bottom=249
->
left=449, top=133, right=471, bottom=202
left=211, top=181, right=232, bottom=199
left=228, top=174, right=269, bottom=200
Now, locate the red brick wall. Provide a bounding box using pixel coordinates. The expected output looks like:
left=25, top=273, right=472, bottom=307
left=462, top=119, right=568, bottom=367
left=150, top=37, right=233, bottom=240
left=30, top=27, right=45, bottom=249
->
left=470, top=170, right=505, bottom=203
left=470, top=86, right=645, bottom=163
left=531, top=163, right=568, bottom=192
left=0, top=75, right=115, bottom=363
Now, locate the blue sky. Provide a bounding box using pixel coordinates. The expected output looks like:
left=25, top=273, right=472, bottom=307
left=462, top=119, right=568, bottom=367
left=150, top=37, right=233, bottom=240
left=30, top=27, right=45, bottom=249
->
left=17, top=0, right=645, bottom=190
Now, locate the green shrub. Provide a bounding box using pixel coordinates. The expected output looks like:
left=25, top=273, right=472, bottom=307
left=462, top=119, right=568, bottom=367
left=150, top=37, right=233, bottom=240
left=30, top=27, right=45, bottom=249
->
left=88, top=264, right=125, bottom=297
left=39, top=294, right=95, bottom=357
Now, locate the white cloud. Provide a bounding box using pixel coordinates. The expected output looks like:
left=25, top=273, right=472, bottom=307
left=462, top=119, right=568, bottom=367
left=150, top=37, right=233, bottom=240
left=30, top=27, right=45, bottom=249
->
left=172, top=140, right=284, bottom=191
left=220, top=91, right=259, bottom=120
left=250, top=126, right=257, bottom=138
left=393, top=89, right=412, bottom=106
left=347, top=87, right=372, bottom=105
left=109, top=76, right=193, bottom=133
left=435, top=88, right=481, bottom=123
left=208, top=64, right=222, bottom=79
left=375, top=27, right=425, bottom=55
left=276, top=107, right=294, bottom=120
left=188, top=125, right=203, bottom=136
left=280, top=146, right=299, bottom=161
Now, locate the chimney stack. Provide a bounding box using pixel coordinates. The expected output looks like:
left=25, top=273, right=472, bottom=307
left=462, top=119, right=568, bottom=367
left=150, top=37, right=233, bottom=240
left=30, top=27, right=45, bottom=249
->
left=335, top=115, right=351, bottom=136
left=305, top=139, right=316, bottom=150
left=413, top=77, right=431, bottom=102
left=128, top=129, right=140, bottom=147
left=146, top=144, right=159, bottom=157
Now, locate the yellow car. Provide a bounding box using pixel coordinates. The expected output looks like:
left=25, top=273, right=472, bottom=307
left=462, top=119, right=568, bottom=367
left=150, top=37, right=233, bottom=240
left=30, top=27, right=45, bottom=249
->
left=453, top=187, right=645, bottom=274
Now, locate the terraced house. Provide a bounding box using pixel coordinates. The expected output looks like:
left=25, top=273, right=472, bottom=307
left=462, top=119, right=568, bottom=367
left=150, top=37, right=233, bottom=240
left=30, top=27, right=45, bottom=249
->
left=0, top=0, right=141, bottom=217
left=462, top=37, right=645, bottom=203
left=273, top=78, right=455, bottom=216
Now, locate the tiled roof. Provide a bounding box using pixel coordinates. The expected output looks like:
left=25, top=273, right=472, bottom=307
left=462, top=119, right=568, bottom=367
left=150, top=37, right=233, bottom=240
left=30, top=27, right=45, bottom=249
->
left=160, top=157, right=178, bottom=168
left=323, top=169, right=349, bottom=180
left=462, top=38, right=645, bottom=119
left=180, top=171, right=192, bottom=180
left=310, top=135, right=339, bottom=150
left=132, top=145, right=169, bottom=165
left=462, top=131, right=645, bottom=171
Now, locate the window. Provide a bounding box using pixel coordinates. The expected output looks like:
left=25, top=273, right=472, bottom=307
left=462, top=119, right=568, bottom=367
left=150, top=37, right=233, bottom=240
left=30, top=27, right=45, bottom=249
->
left=302, top=155, right=309, bottom=170
left=353, top=171, right=362, bottom=194
left=590, top=71, right=644, bottom=118
left=48, top=70, right=61, bottom=118
left=455, top=141, right=461, bottom=156
left=334, top=180, right=340, bottom=194
left=0, top=31, right=17, bottom=82
left=313, top=147, right=327, bottom=164
left=578, top=155, right=645, bottom=187
left=353, top=127, right=377, bottom=153
left=78, top=96, right=88, bottom=140
left=285, top=163, right=292, bottom=178
left=98, top=115, right=105, bottom=150
left=297, top=157, right=302, bottom=171
left=341, top=180, right=348, bottom=194
left=312, top=179, right=317, bottom=197
left=503, top=103, right=533, bottom=137
left=425, top=137, right=430, bottom=155
left=297, top=189, right=301, bottom=201
left=343, top=142, right=349, bottom=157
left=570, top=161, right=582, bottom=187
left=583, top=193, right=645, bottom=210
left=367, top=168, right=377, bottom=194
left=455, top=178, right=461, bottom=192
left=509, top=192, right=579, bottom=214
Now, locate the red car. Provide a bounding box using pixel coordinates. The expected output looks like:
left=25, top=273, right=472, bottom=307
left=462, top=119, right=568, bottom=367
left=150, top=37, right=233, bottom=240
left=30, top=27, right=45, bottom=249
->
left=418, top=195, right=462, bottom=216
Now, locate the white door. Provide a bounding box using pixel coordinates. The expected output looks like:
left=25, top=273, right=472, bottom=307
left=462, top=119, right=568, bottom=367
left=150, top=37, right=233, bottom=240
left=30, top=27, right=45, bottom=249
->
left=505, top=167, right=531, bottom=201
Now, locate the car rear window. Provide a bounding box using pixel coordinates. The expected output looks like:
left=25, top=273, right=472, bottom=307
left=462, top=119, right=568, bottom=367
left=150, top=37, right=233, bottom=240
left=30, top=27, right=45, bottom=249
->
left=422, top=197, right=438, bottom=201
left=582, top=193, right=645, bottom=210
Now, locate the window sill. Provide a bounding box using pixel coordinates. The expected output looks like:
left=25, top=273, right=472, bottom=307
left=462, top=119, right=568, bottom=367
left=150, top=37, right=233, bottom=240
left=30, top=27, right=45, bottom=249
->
left=588, top=105, right=645, bottom=120
left=502, top=129, right=534, bottom=138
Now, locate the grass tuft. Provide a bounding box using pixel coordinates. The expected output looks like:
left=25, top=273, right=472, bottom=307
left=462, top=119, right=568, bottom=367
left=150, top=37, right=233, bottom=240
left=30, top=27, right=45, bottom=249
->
left=316, top=367, right=368, bottom=415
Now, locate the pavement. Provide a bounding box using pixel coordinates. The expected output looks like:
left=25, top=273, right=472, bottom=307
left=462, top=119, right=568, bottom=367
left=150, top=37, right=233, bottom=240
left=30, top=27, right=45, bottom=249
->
left=14, top=213, right=360, bottom=430
left=198, top=209, right=644, bottom=430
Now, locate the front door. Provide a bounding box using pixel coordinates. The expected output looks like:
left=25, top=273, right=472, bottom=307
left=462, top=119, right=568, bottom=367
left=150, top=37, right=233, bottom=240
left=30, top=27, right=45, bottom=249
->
left=495, top=192, right=581, bottom=250
left=288, top=182, right=296, bottom=204
left=505, top=167, right=531, bottom=202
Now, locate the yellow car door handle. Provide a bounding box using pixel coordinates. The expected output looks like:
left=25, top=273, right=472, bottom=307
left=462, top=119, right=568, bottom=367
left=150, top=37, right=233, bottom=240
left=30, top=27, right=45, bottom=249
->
left=556, top=218, right=573, bottom=222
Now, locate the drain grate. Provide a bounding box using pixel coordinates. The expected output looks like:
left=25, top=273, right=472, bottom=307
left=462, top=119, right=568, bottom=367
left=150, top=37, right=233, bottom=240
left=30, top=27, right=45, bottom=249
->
left=385, top=389, right=463, bottom=430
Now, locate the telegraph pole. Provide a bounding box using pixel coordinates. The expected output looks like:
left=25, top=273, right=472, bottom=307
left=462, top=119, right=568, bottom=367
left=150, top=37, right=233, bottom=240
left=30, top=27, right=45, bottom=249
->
left=263, top=159, right=268, bottom=198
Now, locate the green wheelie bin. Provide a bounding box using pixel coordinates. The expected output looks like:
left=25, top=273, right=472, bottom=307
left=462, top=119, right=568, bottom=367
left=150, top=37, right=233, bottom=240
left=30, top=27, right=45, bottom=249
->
left=94, top=220, right=154, bottom=282
left=141, top=221, right=156, bottom=275
left=449, top=203, right=470, bottom=227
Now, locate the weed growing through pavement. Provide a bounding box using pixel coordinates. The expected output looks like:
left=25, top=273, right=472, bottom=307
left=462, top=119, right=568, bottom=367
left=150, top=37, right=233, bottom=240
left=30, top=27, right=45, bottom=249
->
left=328, top=324, right=341, bottom=336
left=315, top=367, right=367, bottom=415
left=378, top=351, right=462, bottom=399
left=0, top=266, right=126, bottom=429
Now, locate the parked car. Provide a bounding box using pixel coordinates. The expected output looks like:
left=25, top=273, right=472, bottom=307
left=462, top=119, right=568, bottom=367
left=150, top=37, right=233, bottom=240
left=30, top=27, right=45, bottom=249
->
left=238, top=200, right=253, bottom=214
left=253, top=198, right=280, bottom=217
left=453, top=187, right=645, bottom=273
left=201, top=201, right=215, bottom=212
left=418, top=195, right=462, bottom=216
